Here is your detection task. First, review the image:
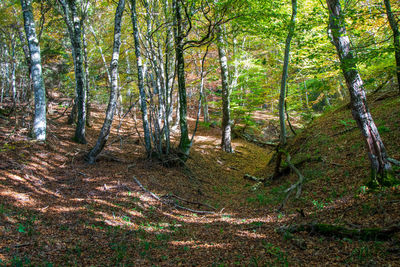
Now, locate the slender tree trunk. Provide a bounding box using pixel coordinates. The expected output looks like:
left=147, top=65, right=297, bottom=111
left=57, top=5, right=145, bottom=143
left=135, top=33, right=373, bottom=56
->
left=327, top=0, right=392, bottom=183
left=17, top=27, right=32, bottom=101
left=173, top=0, right=190, bottom=160
left=2, top=43, right=10, bottom=99
left=203, top=89, right=209, bottom=123
left=1, top=45, right=4, bottom=103
left=89, top=25, right=112, bottom=85
left=68, top=99, right=77, bottom=124
left=217, top=26, right=233, bottom=153
left=82, top=22, right=92, bottom=127
left=86, top=0, right=125, bottom=164
left=278, top=0, right=297, bottom=146
left=71, top=2, right=86, bottom=143
left=383, top=0, right=400, bottom=93
left=10, top=36, right=17, bottom=103
left=130, top=0, right=152, bottom=156
left=273, top=0, right=297, bottom=179
left=58, top=0, right=87, bottom=143
left=21, top=0, right=46, bottom=140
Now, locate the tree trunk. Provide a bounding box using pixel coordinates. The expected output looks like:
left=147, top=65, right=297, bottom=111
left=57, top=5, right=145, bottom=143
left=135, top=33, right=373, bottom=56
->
left=71, top=2, right=86, bottom=144
left=130, top=0, right=152, bottom=156
left=17, top=27, right=32, bottom=102
left=89, top=25, right=111, bottom=85
left=326, top=0, right=392, bottom=183
left=82, top=22, right=92, bottom=127
left=273, top=0, right=297, bottom=179
left=173, top=0, right=190, bottom=161
left=278, top=0, right=297, bottom=146
left=58, top=0, right=87, bottom=144
left=217, top=26, right=233, bottom=153
left=10, top=36, right=17, bottom=103
left=2, top=43, right=10, bottom=99
left=21, top=0, right=46, bottom=141
left=85, top=0, right=125, bottom=164
left=383, top=0, right=400, bottom=93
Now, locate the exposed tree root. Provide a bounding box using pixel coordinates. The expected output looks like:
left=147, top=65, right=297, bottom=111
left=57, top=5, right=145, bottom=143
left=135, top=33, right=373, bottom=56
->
left=277, top=152, right=307, bottom=211
left=133, top=176, right=215, bottom=214
left=277, top=222, right=400, bottom=241
left=271, top=149, right=319, bottom=180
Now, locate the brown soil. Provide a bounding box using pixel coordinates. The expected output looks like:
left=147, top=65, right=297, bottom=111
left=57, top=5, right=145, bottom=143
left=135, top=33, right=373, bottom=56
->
left=0, top=91, right=400, bottom=266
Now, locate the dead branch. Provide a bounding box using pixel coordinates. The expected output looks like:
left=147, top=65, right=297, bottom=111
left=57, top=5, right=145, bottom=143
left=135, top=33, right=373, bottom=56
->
left=244, top=174, right=263, bottom=182
left=161, top=193, right=216, bottom=210
left=233, top=129, right=278, bottom=148
left=277, top=222, right=400, bottom=241
left=132, top=176, right=215, bottom=214
left=388, top=158, right=400, bottom=166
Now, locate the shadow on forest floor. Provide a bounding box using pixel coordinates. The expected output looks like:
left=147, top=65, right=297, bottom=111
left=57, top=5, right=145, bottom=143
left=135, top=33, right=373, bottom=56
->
left=1, top=91, right=400, bottom=265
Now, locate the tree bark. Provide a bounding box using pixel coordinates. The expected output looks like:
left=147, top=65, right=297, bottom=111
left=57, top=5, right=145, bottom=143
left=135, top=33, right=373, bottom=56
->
left=217, top=26, right=233, bottom=153
left=130, top=0, right=152, bottom=156
left=273, top=0, right=297, bottom=179
left=173, top=0, right=191, bottom=161
left=82, top=22, right=91, bottom=127
left=85, top=0, right=125, bottom=164
left=10, top=35, right=17, bottom=102
left=21, top=0, right=47, bottom=141
left=17, top=27, right=32, bottom=101
left=383, top=0, right=400, bottom=93
left=326, top=0, right=392, bottom=183
left=279, top=0, right=297, bottom=146
left=58, top=0, right=87, bottom=144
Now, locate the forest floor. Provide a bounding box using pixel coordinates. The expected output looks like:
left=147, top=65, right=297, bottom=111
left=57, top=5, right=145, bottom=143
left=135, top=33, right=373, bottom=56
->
left=1, top=90, right=400, bottom=266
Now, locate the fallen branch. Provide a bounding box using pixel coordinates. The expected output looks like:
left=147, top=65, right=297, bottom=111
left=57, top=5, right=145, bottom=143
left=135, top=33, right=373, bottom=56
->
left=388, top=158, right=400, bottom=166
left=132, top=176, right=215, bottom=214
left=277, top=222, right=400, bottom=241
left=234, top=130, right=278, bottom=148
left=244, top=174, right=263, bottom=182
left=161, top=193, right=217, bottom=211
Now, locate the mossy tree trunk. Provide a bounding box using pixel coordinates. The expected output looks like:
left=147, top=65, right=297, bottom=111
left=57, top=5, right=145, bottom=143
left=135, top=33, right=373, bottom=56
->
left=273, top=0, right=297, bottom=179
left=173, top=0, right=191, bottom=161
left=326, top=0, right=392, bottom=184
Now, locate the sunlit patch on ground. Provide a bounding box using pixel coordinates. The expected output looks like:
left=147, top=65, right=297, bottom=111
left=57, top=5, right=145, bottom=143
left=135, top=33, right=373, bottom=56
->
left=0, top=93, right=399, bottom=265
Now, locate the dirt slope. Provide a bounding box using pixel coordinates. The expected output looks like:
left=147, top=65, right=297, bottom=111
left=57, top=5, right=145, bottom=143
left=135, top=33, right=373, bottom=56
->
left=0, top=91, right=399, bottom=266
